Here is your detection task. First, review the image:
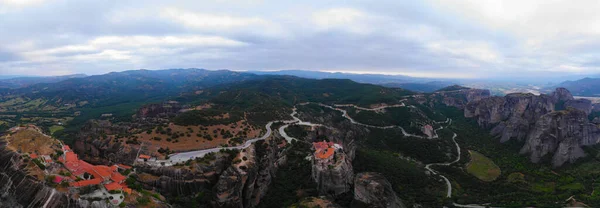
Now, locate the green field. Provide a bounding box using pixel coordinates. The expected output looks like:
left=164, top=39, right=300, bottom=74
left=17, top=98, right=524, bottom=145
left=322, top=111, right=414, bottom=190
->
left=466, top=150, right=501, bottom=182
left=49, top=125, right=65, bottom=134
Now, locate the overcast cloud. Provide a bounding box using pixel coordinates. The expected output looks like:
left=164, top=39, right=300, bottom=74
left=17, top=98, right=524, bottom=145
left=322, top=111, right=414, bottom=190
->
left=0, top=0, right=599, bottom=78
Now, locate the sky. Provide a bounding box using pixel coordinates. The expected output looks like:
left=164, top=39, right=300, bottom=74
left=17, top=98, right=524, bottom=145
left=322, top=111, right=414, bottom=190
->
left=0, top=0, right=599, bottom=79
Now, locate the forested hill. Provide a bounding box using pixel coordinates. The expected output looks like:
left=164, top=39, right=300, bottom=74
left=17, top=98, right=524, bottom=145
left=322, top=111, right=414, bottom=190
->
left=0, top=69, right=259, bottom=109
left=0, top=74, right=87, bottom=89
left=186, top=76, right=416, bottom=109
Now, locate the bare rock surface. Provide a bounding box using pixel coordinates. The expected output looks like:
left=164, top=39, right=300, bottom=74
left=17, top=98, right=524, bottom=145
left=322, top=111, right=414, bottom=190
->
left=352, top=172, right=406, bottom=208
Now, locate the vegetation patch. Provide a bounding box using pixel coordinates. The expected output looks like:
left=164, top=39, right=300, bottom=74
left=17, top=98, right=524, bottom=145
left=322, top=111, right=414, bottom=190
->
left=258, top=141, right=317, bottom=207
left=531, top=182, right=555, bottom=193
left=49, top=125, right=64, bottom=135
left=466, top=150, right=501, bottom=182
left=353, top=148, right=445, bottom=207
left=507, top=172, right=526, bottom=184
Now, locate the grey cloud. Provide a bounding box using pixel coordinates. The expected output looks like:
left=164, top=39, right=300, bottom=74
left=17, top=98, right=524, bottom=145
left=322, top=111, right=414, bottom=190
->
left=0, top=50, right=20, bottom=62
left=0, top=0, right=598, bottom=78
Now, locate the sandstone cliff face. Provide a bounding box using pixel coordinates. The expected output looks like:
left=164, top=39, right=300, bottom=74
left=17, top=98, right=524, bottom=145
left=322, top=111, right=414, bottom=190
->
left=520, top=109, right=600, bottom=167
left=74, top=120, right=142, bottom=165
left=312, top=149, right=354, bottom=196
left=212, top=138, right=286, bottom=208
left=593, top=103, right=600, bottom=112
left=135, top=164, right=215, bottom=198
left=0, top=139, right=85, bottom=208
left=565, top=99, right=592, bottom=115
left=431, top=88, right=491, bottom=109
left=462, top=88, right=600, bottom=167
left=352, top=172, right=406, bottom=208
left=465, top=93, right=555, bottom=142
left=551, top=87, right=574, bottom=101
left=135, top=137, right=285, bottom=208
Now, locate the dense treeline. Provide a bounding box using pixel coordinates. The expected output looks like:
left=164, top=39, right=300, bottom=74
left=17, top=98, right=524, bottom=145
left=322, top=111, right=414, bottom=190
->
left=258, top=141, right=317, bottom=207
left=173, top=109, right=244, bottom=126
left=204, top=76, right=414, bottom=107
left=353, top=148, right=447, bottom=207
left=363, top=128, right=454, bottom=164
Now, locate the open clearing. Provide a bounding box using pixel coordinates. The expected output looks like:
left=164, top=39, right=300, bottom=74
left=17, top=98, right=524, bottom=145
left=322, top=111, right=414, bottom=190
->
left=49, top=125, right=64, bottom=134
left=466, top=150, right=501, bottom=182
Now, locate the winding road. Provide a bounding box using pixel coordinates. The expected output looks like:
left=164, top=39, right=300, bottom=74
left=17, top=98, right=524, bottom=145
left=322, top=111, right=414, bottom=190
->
left=148, top=102, right=474, bottom=206
left=325, top=103, right=490, bottom=207
left=163, top=107, right=325, bottom=165
left=425, top=133, right=459, bottom=198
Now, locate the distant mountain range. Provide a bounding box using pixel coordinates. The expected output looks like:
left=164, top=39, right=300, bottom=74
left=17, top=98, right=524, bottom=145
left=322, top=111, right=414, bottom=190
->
left=383, top=81, right=457, bottom=93
left=249, top=70, right=417, bottom=83
left=0, top=74, right=87, bottom=88
left=554, top=77, right=600, bottom=96
left=6, top=69, right=600, bottom=97
left=249, top=70, right=459, bottom=92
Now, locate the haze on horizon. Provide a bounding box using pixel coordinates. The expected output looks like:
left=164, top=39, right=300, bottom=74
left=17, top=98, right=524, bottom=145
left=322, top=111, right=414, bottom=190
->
left=1, top=0, right=599, bottom=79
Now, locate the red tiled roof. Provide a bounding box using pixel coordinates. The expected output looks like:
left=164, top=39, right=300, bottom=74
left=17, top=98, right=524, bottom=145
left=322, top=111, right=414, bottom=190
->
left=70, top=178, right=102, bottom=187
left=313, top=141, right=335, bottom=152
left=117, top=164, right=132, bottom=169
left=316, top=147, right=335, bottom=159
left=30, top=153, right=38, bottom=159
left=111, top=172, right=126, bottom=183
left=139, top=154, right=151, bottom=159
left=65, top=152, right=78, bottom=162
left=63, top=145, right=71, bottom=151
left=91, top=165, right=112, bottom=179
left=104, top=182, right=123, bottom=191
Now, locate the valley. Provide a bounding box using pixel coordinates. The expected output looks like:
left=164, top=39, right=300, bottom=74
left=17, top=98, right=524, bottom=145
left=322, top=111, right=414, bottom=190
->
left=3, top=69, right=600, bottom=207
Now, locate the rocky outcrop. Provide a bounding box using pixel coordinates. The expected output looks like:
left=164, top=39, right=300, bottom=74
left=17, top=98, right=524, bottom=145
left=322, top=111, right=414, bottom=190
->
left=312, top=148, right=354, bottom=196
left=593, top=103, right=600, bottom=112
left=520, top=109, right=600, bottom=167
left=551, top=87, right=574, bottom=102
left=212, top=138, right=286, bottom=208
left=431, top=88, right=491, bottom=109
left=0, top=138, right=84, bottom=208
left=465, top=93, right=555, bottom=142
left=352, top=172, right=406, bottom=208
left=565, top=99, right=592, bottom=115
left=135, top=165, right=215, bottom=198
left=463, top=88, right=600, bottom=167
left=74, top=120, right=141, bottom=165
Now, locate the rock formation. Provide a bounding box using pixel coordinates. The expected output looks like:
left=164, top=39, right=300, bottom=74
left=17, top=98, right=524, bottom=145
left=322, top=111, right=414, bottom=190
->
left=352, top=172, right=406, bottom=208
left=0, top=138, right=85, bottom=208
left=311, top=141, right=354, bottom=196
left=520, top=108, right=600, bottom=167
left=463, top=88, right=600, bottom=167
left=465, top=93, right=556, bottom=142
left=565, top=99, right=592, bottom=115
left=212, top=138, right=286, bottom=208
left=551, top=87, right=574, bottom=102
left=430, top=88, right=491, bottom=109
left=593, top=103, right=600, bottom=112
